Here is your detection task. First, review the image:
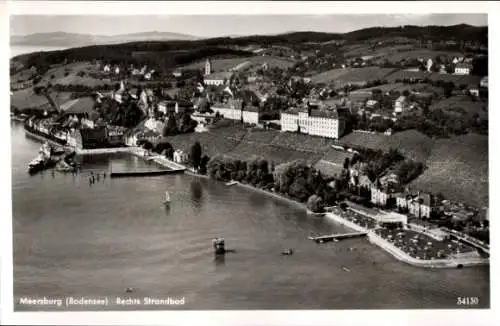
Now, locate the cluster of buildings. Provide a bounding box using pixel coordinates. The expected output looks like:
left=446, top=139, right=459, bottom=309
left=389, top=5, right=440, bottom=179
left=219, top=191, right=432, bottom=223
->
left=102, top=63, right=156, bottom=80
left=24, top=96, right=128, bottom=149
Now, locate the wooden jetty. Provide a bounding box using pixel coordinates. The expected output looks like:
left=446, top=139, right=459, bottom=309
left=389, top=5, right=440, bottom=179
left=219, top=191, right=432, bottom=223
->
left=308, top=231, right=368, bottom=243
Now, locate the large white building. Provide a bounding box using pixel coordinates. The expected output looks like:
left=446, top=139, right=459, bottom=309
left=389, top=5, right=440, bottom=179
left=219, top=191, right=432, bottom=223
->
left=455, top=63, right=473, bottom=75
left=204, top=71, right=234, bottom=86
left=242, top=106, right=259, bottom=124
left=280, top=107, right=345, bottom=139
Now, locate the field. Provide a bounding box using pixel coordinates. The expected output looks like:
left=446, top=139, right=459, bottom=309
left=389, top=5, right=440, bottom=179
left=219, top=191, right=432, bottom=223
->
left=11, top=88, right=51, bottom=110
left=385, top=70, right=482, bottom=86
left=343, top=44, right=416, bottom=59
left=179, top=55, right=296, bottom=72
left=309, top=68, right=350, bottom=84
left=410, top=133, right=488, bottom=208
left=310, top=67, right=397, bottom=87
left=339, top=130, right=435, bottom=163
left=377, top=49, right=462, bottom=63
left=270, top=132, right=334, bottom=153
left=349, top=82, right=443, bottom=95
left=430, top=96, right=488, bottom=118
left=385, top=70, right=430, bottom=83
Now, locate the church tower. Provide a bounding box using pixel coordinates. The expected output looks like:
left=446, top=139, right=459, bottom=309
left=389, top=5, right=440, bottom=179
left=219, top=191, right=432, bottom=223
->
left=205, top=59, right=212, bottom=76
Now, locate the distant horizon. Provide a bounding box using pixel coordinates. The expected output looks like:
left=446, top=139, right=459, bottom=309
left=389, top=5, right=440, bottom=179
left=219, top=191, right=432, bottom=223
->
left=10, top=14, right=488, bottom=38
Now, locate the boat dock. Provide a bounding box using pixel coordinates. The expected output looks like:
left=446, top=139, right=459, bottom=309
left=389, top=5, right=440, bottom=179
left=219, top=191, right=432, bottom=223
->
left=308, top=231, right=368, bottom=243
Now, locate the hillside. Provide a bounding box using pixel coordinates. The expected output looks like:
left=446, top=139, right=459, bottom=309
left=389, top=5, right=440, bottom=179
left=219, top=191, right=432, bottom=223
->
left=410, top=133, right=488, bottom=208
left=11, top=31, right=198, bottom=47
left=11, top=24, right=487, bottom=72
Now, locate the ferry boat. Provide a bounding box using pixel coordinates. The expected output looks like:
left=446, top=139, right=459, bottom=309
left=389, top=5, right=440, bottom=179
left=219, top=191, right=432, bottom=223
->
left=27, top=142, right=67, bottom=174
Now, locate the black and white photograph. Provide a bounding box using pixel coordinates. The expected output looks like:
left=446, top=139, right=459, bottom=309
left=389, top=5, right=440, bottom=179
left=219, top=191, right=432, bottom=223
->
left=1, top=1, right=497, bottom=325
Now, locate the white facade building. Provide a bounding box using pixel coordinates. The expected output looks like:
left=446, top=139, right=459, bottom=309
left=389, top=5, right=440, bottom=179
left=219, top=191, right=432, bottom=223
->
left=173, top=149, right=189, bottom=164
left=454, top=63, right=472, bottom=75
left=242, top=107, right=259, bottom=124
left=280, top=108, right=345, bottom=139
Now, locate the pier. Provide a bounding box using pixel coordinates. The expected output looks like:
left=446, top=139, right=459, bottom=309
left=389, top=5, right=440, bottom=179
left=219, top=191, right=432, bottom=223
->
left=109, top=167, right=185, bottom=178
left=308, top=231, right=368, bottom=243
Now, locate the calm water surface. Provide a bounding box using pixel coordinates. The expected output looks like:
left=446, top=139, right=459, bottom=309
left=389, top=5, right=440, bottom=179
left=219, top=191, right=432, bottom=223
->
left=11, top=122, right=490, bottom=310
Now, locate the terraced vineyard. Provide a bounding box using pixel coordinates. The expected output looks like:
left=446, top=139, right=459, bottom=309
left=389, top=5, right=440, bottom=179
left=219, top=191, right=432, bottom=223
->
left=227, top=142, right=323, bottom=165
left=241, top=129, right=279, bottom=143
left=271, top=132, right=334, bottom=153
left=411, top=133, right=488, bottom=208
left=163, top=133, right=240, bottom=158
left=314, top=160, right=344, bottom=178
left=339, top=130, right=434, bottom=163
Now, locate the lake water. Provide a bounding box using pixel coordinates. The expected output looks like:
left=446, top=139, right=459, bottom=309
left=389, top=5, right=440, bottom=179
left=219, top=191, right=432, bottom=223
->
left=10, top=45, right=69, bottom=58
left=11, top=122, right=490, bottom=310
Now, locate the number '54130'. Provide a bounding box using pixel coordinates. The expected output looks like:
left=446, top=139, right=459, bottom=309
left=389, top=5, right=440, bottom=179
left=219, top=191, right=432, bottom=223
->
left=457, top=297, right=479, bottom=305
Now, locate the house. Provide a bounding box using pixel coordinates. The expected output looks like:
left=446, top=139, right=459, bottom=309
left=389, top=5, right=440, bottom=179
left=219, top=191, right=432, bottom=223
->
left=103, top=64, right=111, bottom=72
left=468, top=85, right=480, bottom=97
left=204, top=72, right=234, bottom=86
left=173, top=149, right=189, bottom=164
left=131, top=69, right=142, bottom=76
left=370, top=186, right=395, bottom=207
left=280, top=106, right=345, bottom=139
left=393, top=96, right=410, bottom=114
left=454, top=63, right=473, bottom=75
left=144, top=72, right=152, bottom=80
left=173, top=71, right=183, bottom=78
left=366, top=99, right=379, bottom=109
left=396, top=191, right=436, bottom=219
left=452, top=57, right=459, bottom=65
left=157, top=100, right=192, bottom=115
left=480, top=76, right=488, bottom=88
left=211, top=98, right=244, bottom=120
left=242, top=106, right=259, bottom=124
left=115, top=66, right=120, bottom=75
left=426, top=58, right=433, bottom=72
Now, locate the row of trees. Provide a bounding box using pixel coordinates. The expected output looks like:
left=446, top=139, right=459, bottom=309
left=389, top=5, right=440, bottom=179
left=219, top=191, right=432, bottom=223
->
left=206, top=156, right=336, bottom=212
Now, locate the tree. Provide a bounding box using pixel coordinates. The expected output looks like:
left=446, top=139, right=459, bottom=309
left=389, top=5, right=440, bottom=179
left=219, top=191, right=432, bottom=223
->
left=162, top=113, right=178, bottom=136
left=199, top=155, right=210, bottom=175
left=190, top=141, right=202, bottom=170
left=343, top=157, right=350, bottom=170
left=307, top=194, right=324, bottom=213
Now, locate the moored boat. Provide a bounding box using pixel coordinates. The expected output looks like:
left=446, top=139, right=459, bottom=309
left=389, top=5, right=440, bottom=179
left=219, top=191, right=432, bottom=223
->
left=226, top=180, right=238, bottom=186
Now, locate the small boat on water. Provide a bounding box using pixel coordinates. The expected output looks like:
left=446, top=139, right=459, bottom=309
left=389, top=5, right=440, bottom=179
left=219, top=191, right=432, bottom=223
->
left=226, top=180, right=238, bottom=186
left=163, top=191, right=171, bottom=204
left=342, top=266, right=351, bottom=272
left=212, top=238, right=225, bottom=255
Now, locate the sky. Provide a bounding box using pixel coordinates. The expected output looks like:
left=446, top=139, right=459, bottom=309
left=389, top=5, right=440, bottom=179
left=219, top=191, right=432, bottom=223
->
left=10, top=14, right=488, bottom=38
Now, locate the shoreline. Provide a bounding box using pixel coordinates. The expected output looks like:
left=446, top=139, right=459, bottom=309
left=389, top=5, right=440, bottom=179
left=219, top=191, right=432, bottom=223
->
left=325, top=212, right=488, bottom=268
left=20, top=127, right=489, bottom=268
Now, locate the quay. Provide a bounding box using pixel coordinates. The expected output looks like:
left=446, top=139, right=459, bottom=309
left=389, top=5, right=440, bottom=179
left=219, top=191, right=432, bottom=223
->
left=308, top=231, right=368, bottom=243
